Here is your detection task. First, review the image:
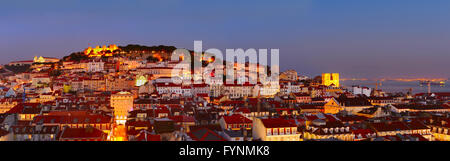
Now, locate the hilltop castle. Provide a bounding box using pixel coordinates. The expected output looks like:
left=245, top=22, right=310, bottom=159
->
left=84, top=44, right=119, bottom=57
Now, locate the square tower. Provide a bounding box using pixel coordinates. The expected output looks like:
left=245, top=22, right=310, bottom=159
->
left=322, top=73, right=340, bottom=87
left=111, top=91, right=134, bottom=125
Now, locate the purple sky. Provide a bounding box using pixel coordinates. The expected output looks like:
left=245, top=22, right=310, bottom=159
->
left=1, top=0, right=449, bottom=79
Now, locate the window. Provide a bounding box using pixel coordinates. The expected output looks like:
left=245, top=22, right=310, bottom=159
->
left=267, top=129, right=272, bottom=136
left=273, top=128, right=278, bottom=135
left=286, top=128, right=291, bottom=135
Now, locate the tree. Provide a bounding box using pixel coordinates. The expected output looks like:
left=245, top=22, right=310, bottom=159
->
left=64, top=52, right=89, bottom=62
left=147, top=56, right=160, bottom=62
left=313, top=76, right=322, bottom=84
left=50, top=69, right=62, bottom=77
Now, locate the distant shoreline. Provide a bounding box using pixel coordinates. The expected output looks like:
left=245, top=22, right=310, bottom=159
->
left=342, top=80, right=449, bottom=94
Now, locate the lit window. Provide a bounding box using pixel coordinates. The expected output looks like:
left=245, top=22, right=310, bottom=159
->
left=273, top=128, right=278, bottom=135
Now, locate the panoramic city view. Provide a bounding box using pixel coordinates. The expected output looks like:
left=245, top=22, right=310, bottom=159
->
left=0, top=0, right=449, bottom=144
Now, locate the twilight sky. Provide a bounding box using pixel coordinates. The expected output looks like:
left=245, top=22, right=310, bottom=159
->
left=1, top=0, right=449, bottom=79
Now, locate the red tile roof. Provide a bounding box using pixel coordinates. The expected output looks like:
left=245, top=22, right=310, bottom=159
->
left=352, top=129, right=375, bottom=138
left=60, top=127, right=106, bottom=140
left=370, top=122, right=410, bottom=132
left=169, top=115, right=196, bottom=123
left=0, top=128, right=9, bottom=137
left=261, top=118, right=297, bottom=128
left=136, top=133, right=161, bottom=141
left=235, top=108, right=251, bottom=114
left=222, top=114, right=252, bottom=124
left=196, top=93, right=209, bottom=97
left=187, top=128, right=226, bottom=141
left=33, top=113, right=112, bottom=124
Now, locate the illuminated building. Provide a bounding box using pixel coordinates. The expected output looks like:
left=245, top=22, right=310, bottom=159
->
left=219, top=114, right=252, bottom=131
left=303, top=119, right=354, bottom=141
left=336, top=95, right=373, bottom=114
left=430, top=119, right=450, bottom=141
left=106, top=77, right=135, bottom=92
left=37, top=93, right=56, bottom=103
left=280, top=82, right=301, bottom=95
left=33, top=56, right=60, bottom=63
left=8, top=103, right=42, bottom=121
left=136, top=75, right=148, bottom=87
left=32, top=111, right=112, bottom=134
left=154, top=82, right=184, bottom=96
left=86, top=59, right=105, bottom=73
left=322, top=73, right=340, bottom=87
left=63, top=84, right=71, bottom=93
left=323, top=98, right=343, bottom=114
left=147, top=67, right=174, bottom=79
left=111, top=91, right=134, bottom=125
left=0, top=99, right=21, bottom=114
left=293, top=93, right=312, bottom=103
left=352, top=86, right=372, bottom=97
left=10, top=125, right=59, bottom=141
left=83, top=78, right=106, bottom=91
left=369, top=121, right=431, bottom=140
left=280, top=70, right=298, bottom=81
left=367, top=96, right=400, bottom=106
left=84, top=44, right=119, bottom=57
left=70, top=80, right=83, bottom=91
left=31, top=76, right=51, bottom=88
left=110, top=125, right=127, bottom=141
left=253, top=118, right=300, bottom=141
left=254, top=83, right=280, bottom=97
left=223, top=83, right=255, bottom=99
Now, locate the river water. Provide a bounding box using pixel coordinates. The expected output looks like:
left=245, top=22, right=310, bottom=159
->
left=342, top=80, right=449, bottom=94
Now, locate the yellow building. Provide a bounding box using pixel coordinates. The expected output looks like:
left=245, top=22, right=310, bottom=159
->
left=430, top=121, right=450, bottom=141
left=63, top=84, right=72, bottom=93
left=252, top=118, right=301, bottom=141
left=323, top=98, right=343, bottom=114
left=322, top=73, right=340, bottom=87
left=111, top=92, right=134, bottom=125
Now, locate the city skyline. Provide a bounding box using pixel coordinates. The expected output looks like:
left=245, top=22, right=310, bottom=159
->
left=2, top=0, right=450, bottom=79
left=1, top=1, right=450, bottom=145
